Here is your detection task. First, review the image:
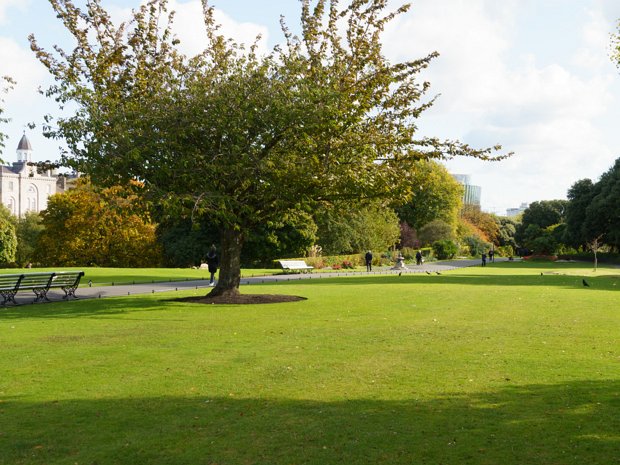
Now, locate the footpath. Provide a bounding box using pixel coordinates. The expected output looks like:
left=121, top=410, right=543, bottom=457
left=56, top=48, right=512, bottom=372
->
left=9, top=258, right=500, bottom=305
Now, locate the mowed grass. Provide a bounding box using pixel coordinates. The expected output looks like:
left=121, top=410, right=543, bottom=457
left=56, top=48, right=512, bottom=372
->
left=0, top=267, right=281, bottom=286
left=1, top=261, right=619, bottom=464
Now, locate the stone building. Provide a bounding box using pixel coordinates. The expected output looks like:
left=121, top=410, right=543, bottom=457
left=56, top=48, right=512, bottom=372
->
left=0, top=133, right=62, bottom=216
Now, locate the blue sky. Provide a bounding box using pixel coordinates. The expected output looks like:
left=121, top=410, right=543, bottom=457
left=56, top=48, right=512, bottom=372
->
left=1, top=0, right=620, bottom=215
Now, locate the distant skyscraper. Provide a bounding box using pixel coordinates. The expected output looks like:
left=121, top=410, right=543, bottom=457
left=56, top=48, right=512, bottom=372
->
left=506, top=203, right=529, bottom=217
left=451, top=174, right=481, bottom=207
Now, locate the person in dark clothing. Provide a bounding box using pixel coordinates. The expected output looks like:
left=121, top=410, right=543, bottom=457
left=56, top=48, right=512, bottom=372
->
left=415, top=250, right=423, bottom=266
left=206, top=245, right=218, bottom=285
left=489, top=249, right=495, bottom=262
left=481, top=252, right=487, bottom=267
left=365, top=250, right=373, bottom=272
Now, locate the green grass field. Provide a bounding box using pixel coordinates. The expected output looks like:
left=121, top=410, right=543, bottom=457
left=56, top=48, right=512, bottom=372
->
left=0, top=267, right=281, bottom=286
left=1, top=261, right=618, bottom=464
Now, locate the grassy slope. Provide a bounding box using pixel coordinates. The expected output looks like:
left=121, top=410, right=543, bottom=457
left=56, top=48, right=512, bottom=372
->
left=0, top=261, right=618, bottom=464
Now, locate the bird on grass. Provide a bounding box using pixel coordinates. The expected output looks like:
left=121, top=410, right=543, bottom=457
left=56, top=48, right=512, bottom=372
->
left=582, top=279, right=590, bottom=287
left=398, top=272, right=402, bottom=277
left=436, top=271, right=441, bottom=275
left=425, top=271, right=431, bottom=275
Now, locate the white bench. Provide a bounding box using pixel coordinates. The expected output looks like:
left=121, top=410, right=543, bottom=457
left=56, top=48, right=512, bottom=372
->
left=278, top=260, right=314, bottom=273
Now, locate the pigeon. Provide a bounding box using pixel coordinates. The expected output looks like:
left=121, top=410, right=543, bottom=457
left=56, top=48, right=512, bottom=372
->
left=436, top=271, right=441, bottom=275
left=540, top=272, right=543, bottom=276
left=425, top=271, right=431, bottom=275
left=582, top=279, right=590, bottom=287
left=398, top=272, right=402, bottom=277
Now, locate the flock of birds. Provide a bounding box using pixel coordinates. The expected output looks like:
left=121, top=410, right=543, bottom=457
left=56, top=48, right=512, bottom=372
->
left=397, top=269, right=593, bottom=287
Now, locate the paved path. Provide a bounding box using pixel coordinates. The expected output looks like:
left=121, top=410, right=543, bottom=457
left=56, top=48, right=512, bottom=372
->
left=8, top=258, right=503, bottom=305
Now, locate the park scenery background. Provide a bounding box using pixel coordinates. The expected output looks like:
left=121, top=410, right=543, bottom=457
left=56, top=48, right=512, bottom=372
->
left=1, top=260, right=619, bottom=464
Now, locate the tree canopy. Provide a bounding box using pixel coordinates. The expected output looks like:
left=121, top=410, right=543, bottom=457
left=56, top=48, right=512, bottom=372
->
left=396, top=160, right=463, bottom=231
left=36, top=180, right=162, bottom=267
left=31, top=0, right=508, bottom=296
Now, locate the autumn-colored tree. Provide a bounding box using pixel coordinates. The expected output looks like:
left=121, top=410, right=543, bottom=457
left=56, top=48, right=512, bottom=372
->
left=31, top=0, right=507, bottom=297
left=36, top=180, right=162, bottom=267
left=461, top=206, right=500, bottom=245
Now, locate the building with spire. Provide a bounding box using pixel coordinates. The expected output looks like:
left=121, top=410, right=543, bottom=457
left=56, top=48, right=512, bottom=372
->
left=0, top=133, right=60, bottom=216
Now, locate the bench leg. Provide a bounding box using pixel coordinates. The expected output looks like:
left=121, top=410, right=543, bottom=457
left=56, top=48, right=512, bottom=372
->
left=0, top=291, right=18, bottom=306
left=32, top=288, right=51, bottom=303
left=62, top=286, right=79, bottom=300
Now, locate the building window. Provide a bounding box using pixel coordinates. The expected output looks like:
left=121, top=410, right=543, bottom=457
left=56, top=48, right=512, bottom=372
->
left=8, top=181, right=14, bottom=191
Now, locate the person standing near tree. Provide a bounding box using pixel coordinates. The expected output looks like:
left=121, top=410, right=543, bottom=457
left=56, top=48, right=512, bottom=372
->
left=481, top=252, right=487, bottom=267
left=365, top=250, right=373, bottom=272
left=206, top=245, right=219, bottom=286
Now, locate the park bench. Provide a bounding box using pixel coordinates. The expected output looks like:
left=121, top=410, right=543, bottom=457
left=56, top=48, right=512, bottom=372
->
left=0, top=271, right=85, bottom=305
left=278, top=260, right=314, bottom=273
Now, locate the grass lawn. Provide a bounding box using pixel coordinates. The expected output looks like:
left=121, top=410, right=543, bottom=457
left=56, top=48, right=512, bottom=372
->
left=0, top=267, right=282, bottom=286
left=1, top=261, right=618, bottom=464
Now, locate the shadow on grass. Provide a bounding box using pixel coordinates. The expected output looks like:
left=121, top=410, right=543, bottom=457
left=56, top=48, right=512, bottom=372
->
left=0, top=296, right=174, bottom=321
left=1, top=380, right=618, bottom=465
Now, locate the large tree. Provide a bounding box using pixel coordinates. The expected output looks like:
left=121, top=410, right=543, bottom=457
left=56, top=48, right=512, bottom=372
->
left=31, top=0, right=507, bottom=297
left=585, top=158, right=620, bottom=249
left=564, top=178, right=596, bottom=248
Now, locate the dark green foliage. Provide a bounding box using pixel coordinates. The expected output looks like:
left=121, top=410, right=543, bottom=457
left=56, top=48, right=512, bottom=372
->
left=564, top=179, right=595, bottom=248
left=462, top=235, right=489, bottom=257
left=0, top=204, right=17, bottom=265
left=432, top=239, right=458, bottom=259
left=516, top=200, right=568, bottom=247
left=585, top=158, right=620, bottom=249
left=315, top=202, right=400, bottom=255
left=14, top=212, right=44, bottom=266
left=418, top=219, right=454, bottom=246
left=496, top=217, right=518, bottom=249
left=157, top=219, right=218, bottom=268
left=158, top=212, right=316, bottom=268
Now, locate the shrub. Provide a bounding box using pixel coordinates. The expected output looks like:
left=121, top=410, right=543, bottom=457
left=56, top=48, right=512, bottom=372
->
left=432, top=240, right=458, bottom=260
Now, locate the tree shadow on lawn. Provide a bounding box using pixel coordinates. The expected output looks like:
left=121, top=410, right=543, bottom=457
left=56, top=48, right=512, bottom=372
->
left=2, top=379, right=618, bottom=465
left=0, top=296, right=176, bottom=321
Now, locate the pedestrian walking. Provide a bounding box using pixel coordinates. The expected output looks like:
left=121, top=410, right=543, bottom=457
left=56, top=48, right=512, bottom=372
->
left=206, top=245, right=219, bottom=285
left=481, top=252, right=487, bottom=267
left=365, top=250, right=373, bottom=272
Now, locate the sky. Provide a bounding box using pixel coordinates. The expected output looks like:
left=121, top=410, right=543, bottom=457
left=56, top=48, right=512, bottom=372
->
left=1, top=0, right=620, bottom=215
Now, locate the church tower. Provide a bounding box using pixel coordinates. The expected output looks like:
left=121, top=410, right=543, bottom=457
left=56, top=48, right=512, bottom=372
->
left=0, top=133, right=58, bottom=216
left=16, top=132, right=33, bottom=163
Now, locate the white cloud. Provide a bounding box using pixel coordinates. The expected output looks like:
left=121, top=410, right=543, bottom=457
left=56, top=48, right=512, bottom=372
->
left=0, top=0, right=26, bottom=23
left=572, top=8, right=616, bottom=70
left=382, top=0, right=619, bottom=213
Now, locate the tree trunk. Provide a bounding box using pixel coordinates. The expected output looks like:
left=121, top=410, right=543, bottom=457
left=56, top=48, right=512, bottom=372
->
left=208, top=227, right=244, bottom=297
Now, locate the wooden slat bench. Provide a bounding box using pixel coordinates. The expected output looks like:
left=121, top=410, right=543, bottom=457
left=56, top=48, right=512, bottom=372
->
left=278, top=260, right=314, bottom=273
left=0, top=271, right=85, bottom=305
